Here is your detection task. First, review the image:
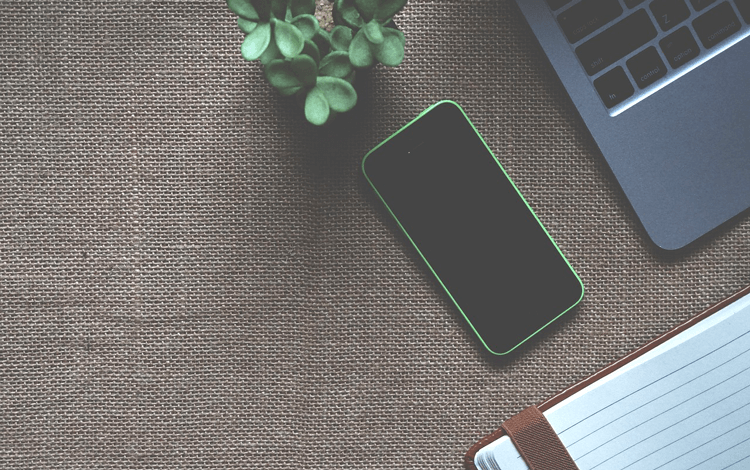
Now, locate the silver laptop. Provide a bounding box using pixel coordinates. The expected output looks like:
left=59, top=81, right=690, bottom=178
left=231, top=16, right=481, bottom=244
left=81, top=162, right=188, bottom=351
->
left=514, top=0, right=750, bottom=250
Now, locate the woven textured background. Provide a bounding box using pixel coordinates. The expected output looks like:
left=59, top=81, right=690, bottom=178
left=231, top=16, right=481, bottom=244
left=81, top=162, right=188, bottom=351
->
left=2, top=1, right=750, bottom=468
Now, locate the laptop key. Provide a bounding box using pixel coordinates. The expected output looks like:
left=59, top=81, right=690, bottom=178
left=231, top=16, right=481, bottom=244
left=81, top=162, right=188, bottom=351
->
left=737, top=0, right=750, bottom=23
left=594, top=67, right=634, bottom=108
left=625, top=0, right=646, bottom=8
left=660, top=27, right=700, bottom=68
left=626, top=47, right=667, bottom=89
left=650, top=0, right=691, bottom=31
left=546, top=0, right=573, bottom=10
left=693, top=2, right=741, bottom=49
left=558, top=0, right=623, bottom=43
left=690, top=0, right=718, bottom=11
left=576, top=10, right=658, bottom=76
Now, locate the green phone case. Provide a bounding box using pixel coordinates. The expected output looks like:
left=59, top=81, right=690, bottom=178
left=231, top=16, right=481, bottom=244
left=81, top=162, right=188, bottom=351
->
left=362, top=101, right=584, bottom=355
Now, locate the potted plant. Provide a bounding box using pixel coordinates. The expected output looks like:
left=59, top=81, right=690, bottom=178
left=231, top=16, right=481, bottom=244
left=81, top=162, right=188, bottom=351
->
left=227, top=0, right=408, bottom=125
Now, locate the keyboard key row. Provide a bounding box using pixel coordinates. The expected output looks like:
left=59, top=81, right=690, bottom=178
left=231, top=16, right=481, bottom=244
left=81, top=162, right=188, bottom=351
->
left=587, top=1, right=746, bottom=108
left=593, top=45, right=667, bottom=108
left=558, top=0, right=747, bottom=47
left=594, top=27, right=700, bottom=108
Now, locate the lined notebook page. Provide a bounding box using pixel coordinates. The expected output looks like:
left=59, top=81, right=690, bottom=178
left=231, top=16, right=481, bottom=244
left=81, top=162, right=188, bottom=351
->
left=475, top=294, right=750, bottom=470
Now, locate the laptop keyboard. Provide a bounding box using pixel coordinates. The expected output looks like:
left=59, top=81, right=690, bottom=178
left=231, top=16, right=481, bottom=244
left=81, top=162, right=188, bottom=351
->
left=547, top=0, right=750, bottom=115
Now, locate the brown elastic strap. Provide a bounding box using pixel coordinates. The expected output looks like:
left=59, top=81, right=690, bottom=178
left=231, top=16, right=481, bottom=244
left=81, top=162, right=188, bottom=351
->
left=500, top=405, right=579, bottom=470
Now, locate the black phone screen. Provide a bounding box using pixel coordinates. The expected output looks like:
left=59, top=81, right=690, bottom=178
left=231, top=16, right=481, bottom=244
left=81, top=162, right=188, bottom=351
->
left=363, top=102, right=583, bottom=355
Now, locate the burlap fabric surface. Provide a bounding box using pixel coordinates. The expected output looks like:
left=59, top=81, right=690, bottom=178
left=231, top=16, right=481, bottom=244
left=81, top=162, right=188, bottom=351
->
left=2, top=1, right=750, bottom=468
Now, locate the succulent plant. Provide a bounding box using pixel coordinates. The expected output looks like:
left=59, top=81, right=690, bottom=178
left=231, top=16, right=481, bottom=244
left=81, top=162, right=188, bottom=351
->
left=228, top=0, right=408, bottom=125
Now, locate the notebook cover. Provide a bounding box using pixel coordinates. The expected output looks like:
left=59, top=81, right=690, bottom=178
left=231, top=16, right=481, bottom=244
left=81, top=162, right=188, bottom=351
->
left=464, top=284, right=750, bottom=470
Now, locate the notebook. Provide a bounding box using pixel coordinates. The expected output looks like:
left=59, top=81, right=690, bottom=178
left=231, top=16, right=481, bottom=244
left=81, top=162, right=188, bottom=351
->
left=465, top=285, right=750, bottom=470
left=513, top=0, right=750, bottom=250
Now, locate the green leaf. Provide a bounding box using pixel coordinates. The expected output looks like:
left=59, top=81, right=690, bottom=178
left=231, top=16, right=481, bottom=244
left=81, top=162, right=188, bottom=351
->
left=301, top=39, right=320, bottom=64
left=279, top=85, right=302, bottom=96
left=342, top=7, right=365, bottom=27
left=238, top=17, right=258, bottom=34
left=319, top=51, right=352, bottom=78
left=316, top=76, right=357, bottom=112
left=363, top=19, right=384, bottom=45
left=334, top=0, right=365, bottom=28
left=330, top=26, right=353, bottom=51
left=259, top=36, right=282, bottom=64
left=228, top=0, right=260, bottom=20
left=373, top=27, right=404, bottom=66
left=349, top=29, right=373, bottom=68
left=291, top=14, right=319, bottom=40
left=241, top=21, right=272, bottom=61
left=354, top=0, right=376, bottom=21
left=290, top=0, right=316, bottom=17
left=305, top=86, right=330, bottom=125
left=291, top=54, right=318, bottom=88
left=312, top=29, right=332, bottom=56
left=265, top=59, right=302, bottom=89
left=391, top=27, right=405, bottom=46
left=265, top=54, right=317, bottom=90
left=273, top=18, right=305, bottom=58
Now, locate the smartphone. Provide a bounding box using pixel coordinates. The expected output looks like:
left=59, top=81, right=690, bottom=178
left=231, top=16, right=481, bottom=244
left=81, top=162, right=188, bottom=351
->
left=362, top=101, right=584, bottom=355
